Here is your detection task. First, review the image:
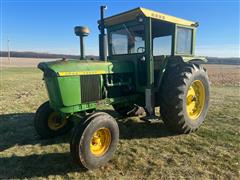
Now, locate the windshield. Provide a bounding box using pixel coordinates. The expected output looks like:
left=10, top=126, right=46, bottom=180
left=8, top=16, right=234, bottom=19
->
left=110, top=24, right=145, bottom=55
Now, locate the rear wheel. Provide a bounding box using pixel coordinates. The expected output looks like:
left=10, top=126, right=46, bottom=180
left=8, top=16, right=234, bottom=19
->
left=34, top=101, right=73, bottom=139
left=70, top=112, right=119, bottom=170
left=159, top=62, right=210, bottom=133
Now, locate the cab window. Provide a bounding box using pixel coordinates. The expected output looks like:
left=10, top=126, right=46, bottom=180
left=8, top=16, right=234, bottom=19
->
left=110, top=24, right=145, bottom=55
left=176, top=27, right=193, bottom=54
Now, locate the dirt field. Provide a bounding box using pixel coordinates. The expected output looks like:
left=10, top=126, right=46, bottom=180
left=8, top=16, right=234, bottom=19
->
left=0, top=58, right=239, bottom=179
left=203, top=64, right=240, bottom=86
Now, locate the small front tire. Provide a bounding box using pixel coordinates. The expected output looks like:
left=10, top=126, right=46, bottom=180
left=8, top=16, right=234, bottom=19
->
left=70, top=112, right=119, bottom=170
left=34, top=101, right=73, bottom=139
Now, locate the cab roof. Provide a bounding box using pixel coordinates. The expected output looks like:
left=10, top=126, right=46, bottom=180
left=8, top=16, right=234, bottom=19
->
left=100, top=7, right=198, bottom=27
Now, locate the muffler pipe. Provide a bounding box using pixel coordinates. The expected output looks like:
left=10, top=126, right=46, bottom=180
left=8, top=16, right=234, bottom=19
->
left=74, top=26, right=90, bottom=60
left=99, top=5, right=107, bottom=61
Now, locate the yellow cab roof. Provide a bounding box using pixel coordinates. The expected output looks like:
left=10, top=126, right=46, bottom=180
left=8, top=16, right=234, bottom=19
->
left=101, top=7, right=197, bottom=27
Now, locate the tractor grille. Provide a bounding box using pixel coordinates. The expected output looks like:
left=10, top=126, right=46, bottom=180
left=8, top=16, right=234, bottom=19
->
left=80, top=75, right=101, bottom=103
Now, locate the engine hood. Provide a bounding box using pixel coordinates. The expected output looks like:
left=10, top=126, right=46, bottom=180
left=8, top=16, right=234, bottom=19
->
left=38, top=59, right=134, bottom=77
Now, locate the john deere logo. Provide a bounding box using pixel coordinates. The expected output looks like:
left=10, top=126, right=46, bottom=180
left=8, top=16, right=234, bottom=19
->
left=58, top=70, right=107, bottom=76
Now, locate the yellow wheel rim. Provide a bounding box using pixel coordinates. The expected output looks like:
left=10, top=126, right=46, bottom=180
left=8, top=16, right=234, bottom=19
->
left=186, top=80, right=205, bottom=120
left=90, top=128, right=111, bottom=157
left=48, top=112, right=67, bottom=131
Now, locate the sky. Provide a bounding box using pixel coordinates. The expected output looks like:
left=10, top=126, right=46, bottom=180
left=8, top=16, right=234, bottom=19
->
left=1, top=0, right=239, bottom=57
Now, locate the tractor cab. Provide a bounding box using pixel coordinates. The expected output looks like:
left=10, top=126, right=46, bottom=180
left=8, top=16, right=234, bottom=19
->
left=104, top=7, right=197, bottom=59
left=100, top=7, right=202, bottom=114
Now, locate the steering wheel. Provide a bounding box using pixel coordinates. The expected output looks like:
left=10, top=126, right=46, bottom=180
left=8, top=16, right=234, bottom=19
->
left=137, top=47, right=145, bottom=53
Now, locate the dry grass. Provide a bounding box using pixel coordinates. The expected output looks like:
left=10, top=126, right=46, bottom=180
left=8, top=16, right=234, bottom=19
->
left=0, top=57, right=57, bottom=68
left=0, top=65, right=239, bottom=179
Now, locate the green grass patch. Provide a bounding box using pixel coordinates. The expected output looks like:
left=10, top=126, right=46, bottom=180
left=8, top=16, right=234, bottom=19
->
left=0, top=67, right=239, bottom=179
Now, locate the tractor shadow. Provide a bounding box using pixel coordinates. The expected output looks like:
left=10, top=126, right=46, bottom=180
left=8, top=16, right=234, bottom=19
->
left=0, top=110, right=177, bottom=151
left=0, top=110, right=179, bottom=178
left=102, top=109, right=177, bottom=140
left=0, top=113, right=71, bottom=152
left=0, top=152, right=86, bottom=179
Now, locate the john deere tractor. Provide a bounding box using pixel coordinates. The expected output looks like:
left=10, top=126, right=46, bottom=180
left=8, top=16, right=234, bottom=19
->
left=35, top=6, right=210, bottom=170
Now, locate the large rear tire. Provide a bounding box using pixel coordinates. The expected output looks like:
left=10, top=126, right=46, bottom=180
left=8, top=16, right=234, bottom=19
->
left=70, top=112, right=119, bottom=170
left=159, top=62, right=210, bottom=133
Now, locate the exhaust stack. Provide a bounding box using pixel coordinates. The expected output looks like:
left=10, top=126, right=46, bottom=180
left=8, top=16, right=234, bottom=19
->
left=99, top=5, right=108, bottom=61
left=74, top=26, right=90, bottom=60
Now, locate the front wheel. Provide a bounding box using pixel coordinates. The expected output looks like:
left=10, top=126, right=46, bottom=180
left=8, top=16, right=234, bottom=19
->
left=70, top=112, right=119, bottom=170
left=34, top=101, right=73, bottom=139
left=159, top=63, right=210, bottom=133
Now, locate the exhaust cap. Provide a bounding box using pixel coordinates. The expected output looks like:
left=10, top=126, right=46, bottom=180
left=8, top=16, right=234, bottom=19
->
left=74, top=26, right=90, bottom=37
left=74, top=26, right=90, bottom=60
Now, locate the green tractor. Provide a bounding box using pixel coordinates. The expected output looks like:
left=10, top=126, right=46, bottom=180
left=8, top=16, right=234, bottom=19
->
left=35, top=6, right=210, bottom=170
